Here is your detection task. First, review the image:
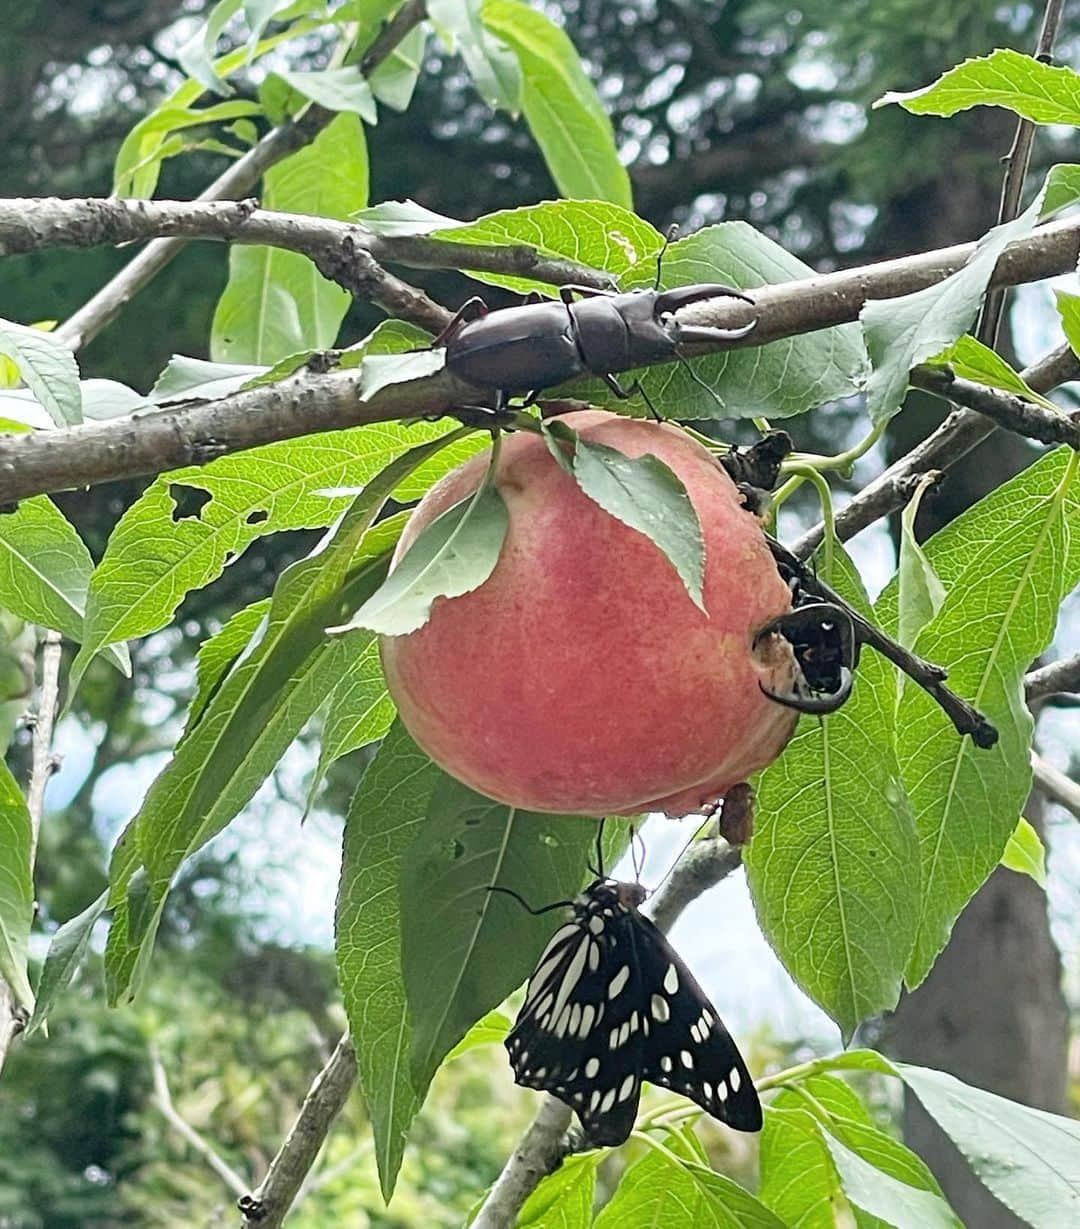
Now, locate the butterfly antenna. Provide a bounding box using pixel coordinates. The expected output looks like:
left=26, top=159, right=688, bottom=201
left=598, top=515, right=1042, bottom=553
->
left=647, top=812, right=715, bottom=899
left=590, top=818, right=607, bottom=880
left=486, top=885, right=572, bottom=915
left=655, top=223, right=679, bottom=290
left=631, top=825, right=647, bottom=883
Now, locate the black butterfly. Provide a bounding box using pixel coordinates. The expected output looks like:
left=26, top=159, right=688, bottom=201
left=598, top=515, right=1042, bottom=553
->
left=504, top=877, right=762, bottom=1146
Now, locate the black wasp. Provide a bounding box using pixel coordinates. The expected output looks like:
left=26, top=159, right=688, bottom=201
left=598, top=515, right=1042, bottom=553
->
left=502, top=863, right=761, bottom=1147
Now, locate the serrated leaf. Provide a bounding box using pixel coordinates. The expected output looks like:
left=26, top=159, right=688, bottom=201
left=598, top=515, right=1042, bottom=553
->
left=211, top=112, right=368, bottom=364
left=482, top=0, right=632, bottom=208
left=877, top=49, right=1080, bottom=124
left=401, top=774, right=623, bottom=1091
left=1001, top=815, right=1047, bottom=887
left=430, top=199, right=663, bottom=296
left=545, top=422, right=705, bottom=610
left=516, top=1152, right=601, bottom=1229
left=821, top=1130, right=961, bottom=1229
left=445, top=1008, right=512, bottom=1062
left=760, top=1103, right=839, bottom=1229
left=897, top=451, right=1077, bottom=987
left=336, top=721, right=442, bottom=1199
left=613, top=224, right=868, bottom=420
left=744, top=545, right=919, bottom=1038
left=0, top=497, right=128, bottom=673
left=150, top=355, right=268, bottom=402
left=69, top=417, right=478, bottom=696
left=25, top=891, right=107, bottom=1036
left=305, top=632, right=393, bottom=812
left=594, top=1146, right=786, bottom=1229
left=862, top=165, right=1080, bottom=422
left=897, top=473, right=946, bottom=650
left=341, top=472, right=507, bottom=636
left=0, top=761, right=34, bottom=1012
left=104, top=436, right=462, bottom=1005
left=188, top=598, right=271, bottom=733
left=927, top=334, right=1061, bottom=413
left=429, top=0, right=521, bottom=112
left=0, top=318, right=80, bottom=427
left=270, top=67, right=377, bottom=122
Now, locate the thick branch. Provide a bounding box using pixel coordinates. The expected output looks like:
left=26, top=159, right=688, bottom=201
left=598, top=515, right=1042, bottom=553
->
left=471, top=837, right=743, bottom=1229
left=239, top=1035, right=357, bottom=1228
left=52, top=0, right=429, bottom=353
left=1031, top=751, right=1080, bottom=821
left=7, top=227, right=1080, bottom=505
left=1025, top=653, right=1080, bottom=702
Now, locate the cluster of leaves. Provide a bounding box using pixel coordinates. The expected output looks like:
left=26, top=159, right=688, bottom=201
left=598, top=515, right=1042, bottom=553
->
left=2, top=7, right=1080, bottom=1227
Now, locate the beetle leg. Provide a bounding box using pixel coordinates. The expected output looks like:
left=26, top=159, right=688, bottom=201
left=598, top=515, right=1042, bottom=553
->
left=431, top=296, right=490, bottom=348
left=599, top=373, right=663, bottom=421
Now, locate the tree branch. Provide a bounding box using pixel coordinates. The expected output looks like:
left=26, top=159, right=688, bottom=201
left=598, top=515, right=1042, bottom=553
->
left=239, top=1034, right=357, bottom=1229
left=52, top=0, right=429, bottom=353
left=1031, top=751, right=1080, bottom=821
left=1025, top=652, right=1080, bottom=702
left=471, top=836, right=744, bottom=1229
left=6, top=224, right=1080, bottom=506
left=150, top=1048, right=250, bottom=1199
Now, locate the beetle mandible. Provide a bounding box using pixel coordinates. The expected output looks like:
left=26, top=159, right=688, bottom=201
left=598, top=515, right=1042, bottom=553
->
left=434, top=280, right=757, bottom=415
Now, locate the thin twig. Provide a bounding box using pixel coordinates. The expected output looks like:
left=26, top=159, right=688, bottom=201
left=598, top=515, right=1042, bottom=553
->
left=150, top=1049, right=250, bottom=1199
left=1031, top=751, right=1080, bottom=821
left=52, top=0, right=429, bottom=353
left=976, top=0, right=1066, bottom=347
left=239, top=1035, right=357, bottom=1228
left=471, top=837, right=744, bottom=1229
left=1025, top=653, right=1080, bottom=702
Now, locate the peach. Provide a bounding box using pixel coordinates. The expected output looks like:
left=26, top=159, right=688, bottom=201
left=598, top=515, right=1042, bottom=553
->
left=379, top=410, right=798, bottom=817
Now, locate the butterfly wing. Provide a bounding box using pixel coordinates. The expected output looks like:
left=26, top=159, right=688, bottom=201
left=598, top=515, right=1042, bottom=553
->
left=505, top=907, right=647, bottom=1147
left=630, top=910, right=762, bottom=1131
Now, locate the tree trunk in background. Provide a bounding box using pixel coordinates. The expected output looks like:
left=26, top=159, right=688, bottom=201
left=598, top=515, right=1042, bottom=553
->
left=886, top=400, right=1069, bottom=1227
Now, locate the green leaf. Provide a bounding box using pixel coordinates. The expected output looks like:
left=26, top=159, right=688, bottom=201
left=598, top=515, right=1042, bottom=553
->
left=0, top=318, right=80, bottom=426
left=340, top=465, right=508, bottom=636
left=862, top=165, right=1080, bottom=423
left=104, top=436, right=462, bottom=1005
left=355, top=199, right=465, bottom=236
left=188, top=598, right=271, bottom=733
left=211, top=112, right=368, bottom=364
left=595, top=1145, right=786, bottom=1228
left=369, top=24, right=426, bottom=111
left=616, top=224, right=868, bottom=420
left=113, top=99, right=262, bottom=198
left=544, top=421, right=705, bottom=610
left=428, top=0, right=521, bottom=112
left=482, top=0, right=632, bottom=208
left=926, top=334, right=1061, bottom=413
left=516, top=1152, right=602, bottom=1229
left=897, top=474, right=946, bottom=650
left=877, top=49, right=1080, bottom=125
left=150, top=355, right=267, bottom=401
left=429, top=199, right=664, bottom=296
left=1000, top=815, right=1047, bottom=888
left=270, top=67, right=377, bottom=122
left=1055, top=289, right=1080, bottom=359
left=69, top=417, right=476, bottom=695
left=821, top=1130, right=961, bottom=1229
left=0, top=761, right=34, bottom=1012
left=25, top=891, right=107, bottom=1036
left=444, top=1008, right=511, bottom=1062
left=400, top=774, right=621, bottom=1091
left=744, top=545, right=919, bottom=1038
left=760, top=1102, right=840, bottom=1229
left=336, top=721, right=443, bottom=1199
left=305, top=631, right=394, bottom=812
left=897, top=450, right=1078, bottom=987
left=177, top=0, right=243, bottom=94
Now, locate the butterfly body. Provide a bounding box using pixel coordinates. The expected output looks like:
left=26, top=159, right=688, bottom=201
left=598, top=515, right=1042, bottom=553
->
left=505, top=878, right=762, bottom=1146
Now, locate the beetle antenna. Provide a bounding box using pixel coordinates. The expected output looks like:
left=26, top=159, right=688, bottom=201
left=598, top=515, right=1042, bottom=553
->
left=655, top=223, right=679, bottom=290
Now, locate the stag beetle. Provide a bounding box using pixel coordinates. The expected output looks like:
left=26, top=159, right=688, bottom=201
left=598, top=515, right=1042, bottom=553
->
left=434, top=280, right=757, bottom=415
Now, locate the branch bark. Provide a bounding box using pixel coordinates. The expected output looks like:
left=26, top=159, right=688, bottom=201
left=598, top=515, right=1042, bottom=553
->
left=1031, top=752, right=1080, bottom=820
left=1025, top=652, right=1080, bottom=702
left=5, top=222, right=1080, bottom=507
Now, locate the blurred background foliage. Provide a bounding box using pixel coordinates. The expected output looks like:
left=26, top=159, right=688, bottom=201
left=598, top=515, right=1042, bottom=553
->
left=1, top=0, right=1078, bottom=1224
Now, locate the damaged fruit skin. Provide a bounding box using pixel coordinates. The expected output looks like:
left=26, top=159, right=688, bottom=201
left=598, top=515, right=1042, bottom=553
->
left=379, top=410, right=798, bottom=817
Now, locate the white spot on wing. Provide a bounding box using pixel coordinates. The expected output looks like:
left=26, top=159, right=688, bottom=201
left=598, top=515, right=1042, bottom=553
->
left=664, top=964, right=679, bottom=994
left=588, top=914, right=604, bottom=934
left=607, top=965, right=630, bottom=999
left=619, top=1074, right=636, bottom=1102
left=588, top=942, right=600, bottom=972
left=590, top=1090, right=601, bottom=1112
left=600, top=1087, right=617, bottom=1113
left=550, top=937, right=590, bottom=1022
left=585, top=1057, right=600, bottom=1078
left=660, top=1056, right=672, bottom=1072
left=730, top=1067, right=741, bottom=1092
left=680, top=1050, right=694, bottom=1069
left=579, top=1004, right=595, bottom=1037
left=651, top=994, right=670, bottom=1023
left=718, top=1080, right=728, bottom=1101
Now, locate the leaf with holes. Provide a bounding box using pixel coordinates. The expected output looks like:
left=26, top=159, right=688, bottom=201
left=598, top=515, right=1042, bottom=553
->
left=744, top=545, right=919, bottom=1038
